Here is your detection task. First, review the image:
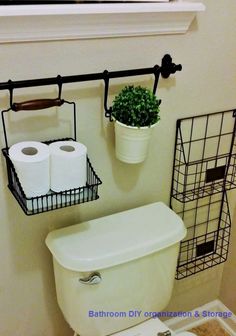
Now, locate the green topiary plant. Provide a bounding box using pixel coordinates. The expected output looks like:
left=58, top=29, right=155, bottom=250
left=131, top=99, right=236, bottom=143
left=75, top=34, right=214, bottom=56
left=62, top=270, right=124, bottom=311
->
left=111, top=85, right=161, bottom=127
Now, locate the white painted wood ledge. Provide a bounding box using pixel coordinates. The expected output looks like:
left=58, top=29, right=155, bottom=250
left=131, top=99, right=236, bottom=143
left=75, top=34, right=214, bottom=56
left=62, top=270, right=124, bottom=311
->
left=0, top=1, right=205, bottom=43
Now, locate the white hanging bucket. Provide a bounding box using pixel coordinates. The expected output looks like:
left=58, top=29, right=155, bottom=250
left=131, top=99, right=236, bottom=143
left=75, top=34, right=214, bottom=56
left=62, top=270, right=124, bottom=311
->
left=114, top=120, right=157, bottom=164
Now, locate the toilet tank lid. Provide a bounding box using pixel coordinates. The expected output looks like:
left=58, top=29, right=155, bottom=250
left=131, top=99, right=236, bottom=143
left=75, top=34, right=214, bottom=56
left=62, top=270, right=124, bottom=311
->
left=45, top=202, right=186, bottom=272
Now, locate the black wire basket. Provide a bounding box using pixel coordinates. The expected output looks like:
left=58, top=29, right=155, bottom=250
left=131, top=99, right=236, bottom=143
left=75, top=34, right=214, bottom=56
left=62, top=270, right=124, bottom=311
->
left=171, top=109, right=236, bottom=203
left=2, top=141, right=102, bottom=216
left=170, top=109, right=236, bottom=279
left=173, top=192, right=231, bottom=280
left=1, top=98, right=102, bottom=215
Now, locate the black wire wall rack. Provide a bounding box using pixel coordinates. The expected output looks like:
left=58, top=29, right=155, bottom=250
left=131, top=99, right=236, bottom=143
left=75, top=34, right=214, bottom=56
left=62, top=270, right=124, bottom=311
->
left=0, top=54, right=182, bottom=215
left=1, top=98, right=102, bottom=215
left=173, top=192, right=231, bottom=279
left=170, top=109, right=236, bottom=279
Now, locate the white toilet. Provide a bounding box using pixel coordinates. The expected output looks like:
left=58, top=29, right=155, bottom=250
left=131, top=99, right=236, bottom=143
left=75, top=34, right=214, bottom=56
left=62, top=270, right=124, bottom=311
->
left=46, top=202, right=196, bottom=336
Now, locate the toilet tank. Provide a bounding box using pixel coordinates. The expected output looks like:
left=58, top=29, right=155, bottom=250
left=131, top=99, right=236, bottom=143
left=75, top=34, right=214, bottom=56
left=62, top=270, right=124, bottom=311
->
left=46, top=202, right=186, bottom=336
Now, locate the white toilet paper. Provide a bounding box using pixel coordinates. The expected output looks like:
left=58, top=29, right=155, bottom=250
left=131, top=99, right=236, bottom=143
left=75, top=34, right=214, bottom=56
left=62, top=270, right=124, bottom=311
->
left=9, top=141, right=50, bottom=198
left=49, top=141, right=87, bottom=192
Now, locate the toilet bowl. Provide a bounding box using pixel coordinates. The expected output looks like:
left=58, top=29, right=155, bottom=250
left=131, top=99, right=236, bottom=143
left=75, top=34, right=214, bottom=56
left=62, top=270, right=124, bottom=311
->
left=46, top=202, right=196, bottom=336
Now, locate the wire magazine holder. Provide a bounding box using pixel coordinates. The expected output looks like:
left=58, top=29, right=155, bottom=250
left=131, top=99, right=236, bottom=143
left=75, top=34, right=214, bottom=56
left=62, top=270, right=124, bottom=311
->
left=170, top=109, right=236, bottom=279
left=171, top=110, right=236, bottom=203
left=1, top=96, right=102, bottom=216
left=172, top=192, right=231, bottom=279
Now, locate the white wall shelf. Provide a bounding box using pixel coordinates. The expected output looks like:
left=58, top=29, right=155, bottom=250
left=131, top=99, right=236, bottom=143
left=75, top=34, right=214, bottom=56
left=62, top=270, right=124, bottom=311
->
left=0, top=1, right=205, bottom=43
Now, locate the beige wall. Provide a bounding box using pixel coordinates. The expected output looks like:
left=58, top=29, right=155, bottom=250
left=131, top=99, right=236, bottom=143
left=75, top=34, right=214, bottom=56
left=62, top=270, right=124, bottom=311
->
left=0, top=1, right=236, bottom=335
left=220, top=202, right=236, bottom=313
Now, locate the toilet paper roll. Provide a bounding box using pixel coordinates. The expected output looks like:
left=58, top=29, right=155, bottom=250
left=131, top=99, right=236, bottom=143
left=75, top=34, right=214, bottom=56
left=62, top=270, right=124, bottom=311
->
left=9, top=141, right=50, bottom=198
left=49, top=141, right=87, bottom=192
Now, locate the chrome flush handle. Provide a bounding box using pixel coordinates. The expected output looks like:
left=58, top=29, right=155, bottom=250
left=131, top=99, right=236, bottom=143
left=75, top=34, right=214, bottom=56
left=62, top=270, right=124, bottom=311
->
left=157, top=331, right=171, bottom=336
left=79, top=272, right=102, bottom=285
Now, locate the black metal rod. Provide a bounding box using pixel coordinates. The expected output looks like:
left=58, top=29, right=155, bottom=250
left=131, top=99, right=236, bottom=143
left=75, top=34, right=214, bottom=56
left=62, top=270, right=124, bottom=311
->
left=0, top=54, right=182, bottom=122
left=0, top=54, right=181, bottom=91
left=0, top=66, right=158, bottom=91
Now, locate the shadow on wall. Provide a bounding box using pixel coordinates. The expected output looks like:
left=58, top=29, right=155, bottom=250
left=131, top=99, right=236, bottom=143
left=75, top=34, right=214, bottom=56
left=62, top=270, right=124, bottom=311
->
left=164, top=265, right=224, bottom=317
